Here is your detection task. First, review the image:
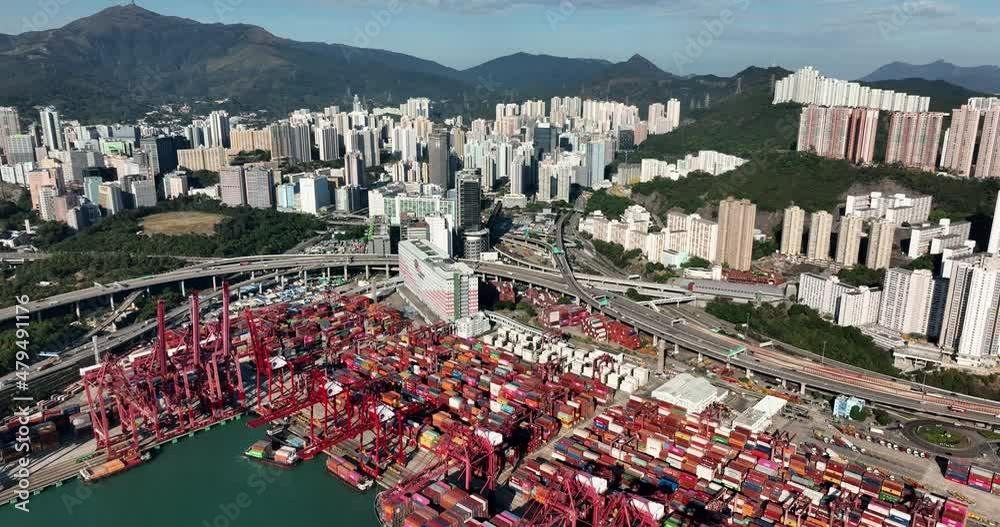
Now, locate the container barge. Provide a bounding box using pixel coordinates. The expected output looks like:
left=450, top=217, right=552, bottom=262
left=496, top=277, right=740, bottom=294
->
left=245, top=440, right=300, bottom=468
left=326, top=454, right=375, bottom=491
left=79, top=452, right=151, bottom=483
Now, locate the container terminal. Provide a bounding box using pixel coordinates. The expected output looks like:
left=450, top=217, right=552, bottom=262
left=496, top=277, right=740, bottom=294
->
left=1, top=279, right=998, bottom=527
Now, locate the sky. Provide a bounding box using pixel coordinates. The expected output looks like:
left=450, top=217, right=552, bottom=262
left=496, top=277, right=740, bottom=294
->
left=3, top=0, right=999, bottom=78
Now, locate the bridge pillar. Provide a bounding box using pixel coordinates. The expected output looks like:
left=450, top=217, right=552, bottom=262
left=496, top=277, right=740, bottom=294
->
left=385, top=264, right=390, bottom=276
left=258, top=282, right=263, bottom=294
left=303, top=269, right=308, bottom=283
left=673, top=342, right=679, bottom=356
left=697, top=352, right=703, bottom=364
left=343, top=265, right=348, bottom=280
left=745, top=368, right=753, bottom=379
left=799, top=382, right=807, bottom=395
left=109, top=294, right=115, bottom=310
left=75, top=302, right=81, bottom=319
left=180, top=280, right=186, bottom=297
left=780, top=379, right=787, bottom=389
left=656, top=346, right=665, bottom=375
left=365, top=265, right=370, bottom=280
left=653, top=335, right=660, bottom=346
left=212, top=276, right=218, bottom=292
left=250, top=271, right=255, bottom=280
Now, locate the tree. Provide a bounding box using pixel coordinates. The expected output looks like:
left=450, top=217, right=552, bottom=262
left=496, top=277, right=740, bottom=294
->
left=849, top=405, right=870, bottom=422
left=873, top=409, right=892, bottom=426
left=682, top=256, right=711, bottom=269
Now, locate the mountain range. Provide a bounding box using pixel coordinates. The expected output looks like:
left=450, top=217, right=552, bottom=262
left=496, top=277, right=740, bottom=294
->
left=862, top=60, right=1000, bottom=95
left=0, top=5, right=782, bottom=122
left=0, top=5, right=990, bottom=125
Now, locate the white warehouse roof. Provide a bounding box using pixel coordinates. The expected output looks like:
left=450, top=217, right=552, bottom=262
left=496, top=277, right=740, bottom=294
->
left=733, top=395, right=788, bottom=434
left=651, top=373, right=725, bottom=414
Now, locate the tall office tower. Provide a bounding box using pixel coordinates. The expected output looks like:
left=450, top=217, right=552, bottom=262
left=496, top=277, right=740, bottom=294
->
left=219, top=166, right=247, bottom=207
left=716, top=197, right=756, bottom=271
left=359, top=128, right=380, bottom=167
left=533, top=122, right=555, bottom=159
left=835, top=214, right=865, bottom=267
left=846, top=108, right=879, bottom=164
left=780, top=205, right=806, bottom=256
left=428, top=127, right=451, bottom=188
left=975, top=107, right=1000, bottom=179
left=584, top=139, right=609, bottom=189
left=83, top=176, right=102, bottom=203
left=345, top=152, right=365, bottom=187
left=130, top=178, right=158, bottom=208
left=451, top=127, right=466, bottom=159
left=939, top=255, right=1000, bottom=366
left=0, top=107, right=20, bottom=160
left=989, top=191, right=1000, bottom=254
left=243, top=167, right=275, bottom=209
left=39, top=106, right=64, bottom=151
left=140, top=137, right=179, bottom=176
left=941, top=105, right=982, bottom=177
left=866, top=220, right=895, bottom=270
left=317, top=126, right=341, bottom=161
left=6, top=134, right=36, bottom=164
left=289, top=123, right=313, bottom=163
left=885, top=112, right=946, bottom=171
left=268, top=122, right=292, bottom=160
left=879, top=268, right=944, bottom=337
left=208, top=110, right=231, bottom=148
left=298, top=175, right=330, bottom=215
left=456, top=170, right=482, bottom=230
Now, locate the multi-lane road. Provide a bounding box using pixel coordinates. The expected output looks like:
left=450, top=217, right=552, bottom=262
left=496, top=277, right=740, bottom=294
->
left=547, top=213, right=1000, bottom=427
left=8, top=233, right=1000, bottom=426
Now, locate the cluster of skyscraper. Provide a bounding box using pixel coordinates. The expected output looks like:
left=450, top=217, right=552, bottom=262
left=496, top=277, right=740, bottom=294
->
left=795, top=191, right=1000, bottom=367
left=581, top=197, right=758, bottom=271
left=795, top=93, right=1000, bottom=179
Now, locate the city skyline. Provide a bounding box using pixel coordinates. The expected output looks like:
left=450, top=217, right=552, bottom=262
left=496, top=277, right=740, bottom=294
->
left=3, top=0, right=999, bottom=79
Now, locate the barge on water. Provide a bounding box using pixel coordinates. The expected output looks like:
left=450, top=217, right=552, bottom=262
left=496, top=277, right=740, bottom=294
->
left=245, top=440, right=300, bottom=468
left=326, top=454, right=374, bottom=491
left=79, top=452, right=151, bottom=483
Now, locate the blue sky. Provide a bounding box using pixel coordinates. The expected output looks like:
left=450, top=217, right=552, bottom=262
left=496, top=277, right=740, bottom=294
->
left=4, top=0, right=999, bottom=78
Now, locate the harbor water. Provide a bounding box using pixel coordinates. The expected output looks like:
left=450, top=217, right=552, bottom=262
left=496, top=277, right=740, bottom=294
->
left=0, top=420, right=380, bottom=526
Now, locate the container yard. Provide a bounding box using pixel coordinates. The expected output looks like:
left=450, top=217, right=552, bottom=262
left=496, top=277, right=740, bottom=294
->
left=3, top=278, right=1000, bottom=527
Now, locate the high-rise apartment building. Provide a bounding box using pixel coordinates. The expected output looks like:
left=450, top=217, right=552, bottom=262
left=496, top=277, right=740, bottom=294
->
left=163, top=172, right=189, bottom=199
left=941, top=105, right=981, bottom=177
left=866, top=220, right=895, bottom=270
left=140, top=137, right=179, bottom=176
left=885, top=112, right=945, bottom=171
left=243, top=167, right=275, bottom=209
left=345, top=152, right=365, bottom=188
left=317, top=126, right=341, bottom=161
left=939, top=255, right=1000, bottom=366
left=0, top=107, right=20, bottom=161
left=6, top=134, right=36, bottom=164
left=98, top=182, right=125, bottom=215
left=878, top=268, right=945, bottom=337
left=130, top=178, right=158, bottom=208
left=975, top=107, right=1000, bottom=179
left=780, top=205, right=805, bottom=256
left=845, top=108, right=879, bottom=164
left=208, top=110, right=231, bottom=149
left=219, top=166, right=247, bottom=207
left=807, top=212, right=833, bottom=261
left=989, top=190, right=1000, bottom=255
left=289, top=123, right=313, bottom=164
left=298, top=175, right=330, bottom=215
left=835, top=214, right=865, bottom=267
left=716, top=197, right=756, bottom=271
left=39, top=106, right=64, bottom=151
left=398, top=239, right=479, bottom=322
